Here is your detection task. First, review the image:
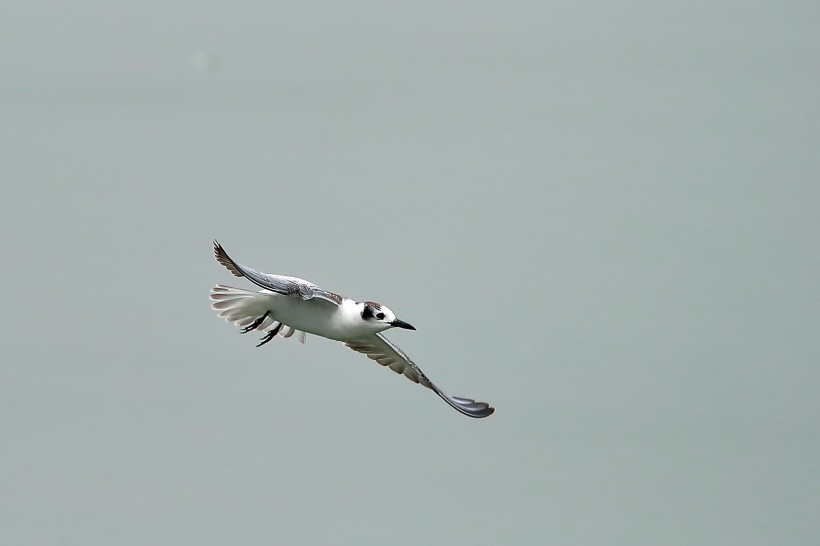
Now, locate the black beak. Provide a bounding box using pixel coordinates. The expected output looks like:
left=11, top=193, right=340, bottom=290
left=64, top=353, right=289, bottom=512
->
left=391, top=319, right=416, bottom=330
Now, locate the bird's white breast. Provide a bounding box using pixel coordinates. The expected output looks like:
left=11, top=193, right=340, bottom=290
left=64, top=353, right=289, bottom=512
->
left=267, top=296, right=369, bottom=342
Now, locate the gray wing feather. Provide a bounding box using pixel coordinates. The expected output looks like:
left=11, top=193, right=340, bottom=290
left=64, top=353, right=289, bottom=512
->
left=213, top=241, right=342, bottom=305
left=345, top=333, right=495, bottom=419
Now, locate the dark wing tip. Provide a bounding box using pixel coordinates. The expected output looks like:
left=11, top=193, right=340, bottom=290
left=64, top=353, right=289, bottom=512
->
left=213, top=240, right=244, bottom=278
left=441, top=393, right=495, bottom=418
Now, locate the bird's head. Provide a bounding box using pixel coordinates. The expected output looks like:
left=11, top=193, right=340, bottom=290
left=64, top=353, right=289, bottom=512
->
left=359, top=301, right=415, bottom=332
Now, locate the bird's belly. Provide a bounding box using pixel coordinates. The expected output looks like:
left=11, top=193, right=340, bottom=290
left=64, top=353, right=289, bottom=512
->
left=270, top=299, right=358, bottom=341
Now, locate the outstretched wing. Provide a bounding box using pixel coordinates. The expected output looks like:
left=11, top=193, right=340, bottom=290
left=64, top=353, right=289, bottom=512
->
left=345, top=333, right=495, bottom=418
left=213, top=241, right=343, bottom=305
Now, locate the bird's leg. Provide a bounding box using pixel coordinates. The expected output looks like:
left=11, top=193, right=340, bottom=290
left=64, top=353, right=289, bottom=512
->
left=241, top=310, right=270, bottom=333
left=257, top=323, right=282, bottom=347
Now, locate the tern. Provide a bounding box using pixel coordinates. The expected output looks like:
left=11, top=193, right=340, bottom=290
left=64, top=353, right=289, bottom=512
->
left=209, top=241, right=494, bottom=418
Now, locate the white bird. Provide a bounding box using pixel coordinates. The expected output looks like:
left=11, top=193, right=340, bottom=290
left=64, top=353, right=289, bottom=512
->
left=209, top=241, right=494, bottom=418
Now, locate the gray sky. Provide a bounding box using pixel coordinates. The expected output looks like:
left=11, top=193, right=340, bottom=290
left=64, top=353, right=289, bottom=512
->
left=1, top=2, right=818, bottom=545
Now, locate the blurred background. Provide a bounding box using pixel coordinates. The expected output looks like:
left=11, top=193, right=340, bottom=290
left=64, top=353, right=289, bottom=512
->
left=1, top=1, right=818, bottom=544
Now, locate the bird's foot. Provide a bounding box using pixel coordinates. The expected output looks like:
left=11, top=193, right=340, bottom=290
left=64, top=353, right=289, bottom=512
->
left=257, top=323, right=282, bottom=347
left=241, top=310, right=270, bottom=333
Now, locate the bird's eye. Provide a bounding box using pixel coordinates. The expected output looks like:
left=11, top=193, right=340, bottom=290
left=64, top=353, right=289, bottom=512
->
left=376, top=312, right=385, bottom=320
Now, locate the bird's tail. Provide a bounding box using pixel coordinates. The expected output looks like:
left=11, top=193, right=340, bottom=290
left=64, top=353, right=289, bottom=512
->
left=209, top=285, right=306, bottom=344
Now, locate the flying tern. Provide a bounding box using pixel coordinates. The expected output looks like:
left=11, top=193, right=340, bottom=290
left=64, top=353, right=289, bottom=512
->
left=209, top=241, right=494, bottom=418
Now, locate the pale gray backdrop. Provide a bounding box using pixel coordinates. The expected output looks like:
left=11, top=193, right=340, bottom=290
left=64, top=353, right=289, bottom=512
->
left=1, top=2, right=818, bottom=545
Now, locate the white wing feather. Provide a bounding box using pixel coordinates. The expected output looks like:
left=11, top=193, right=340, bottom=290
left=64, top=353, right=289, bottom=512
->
left=210, top=285, right=307, bottom=344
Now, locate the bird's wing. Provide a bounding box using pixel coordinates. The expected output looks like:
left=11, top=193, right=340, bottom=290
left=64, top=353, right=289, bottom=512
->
left=345, top=333, right=495, bottom=418
left=213, top=241, right=343, bottom=305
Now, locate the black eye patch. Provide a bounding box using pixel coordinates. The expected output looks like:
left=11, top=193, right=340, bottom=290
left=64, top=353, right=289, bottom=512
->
left=361, top=305, right=374, bottom=320
left=376, top=312, right=385, bottom=320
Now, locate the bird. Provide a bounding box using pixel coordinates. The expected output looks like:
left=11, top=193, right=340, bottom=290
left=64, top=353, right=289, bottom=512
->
left=209, top=240, right=494, bottom=418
